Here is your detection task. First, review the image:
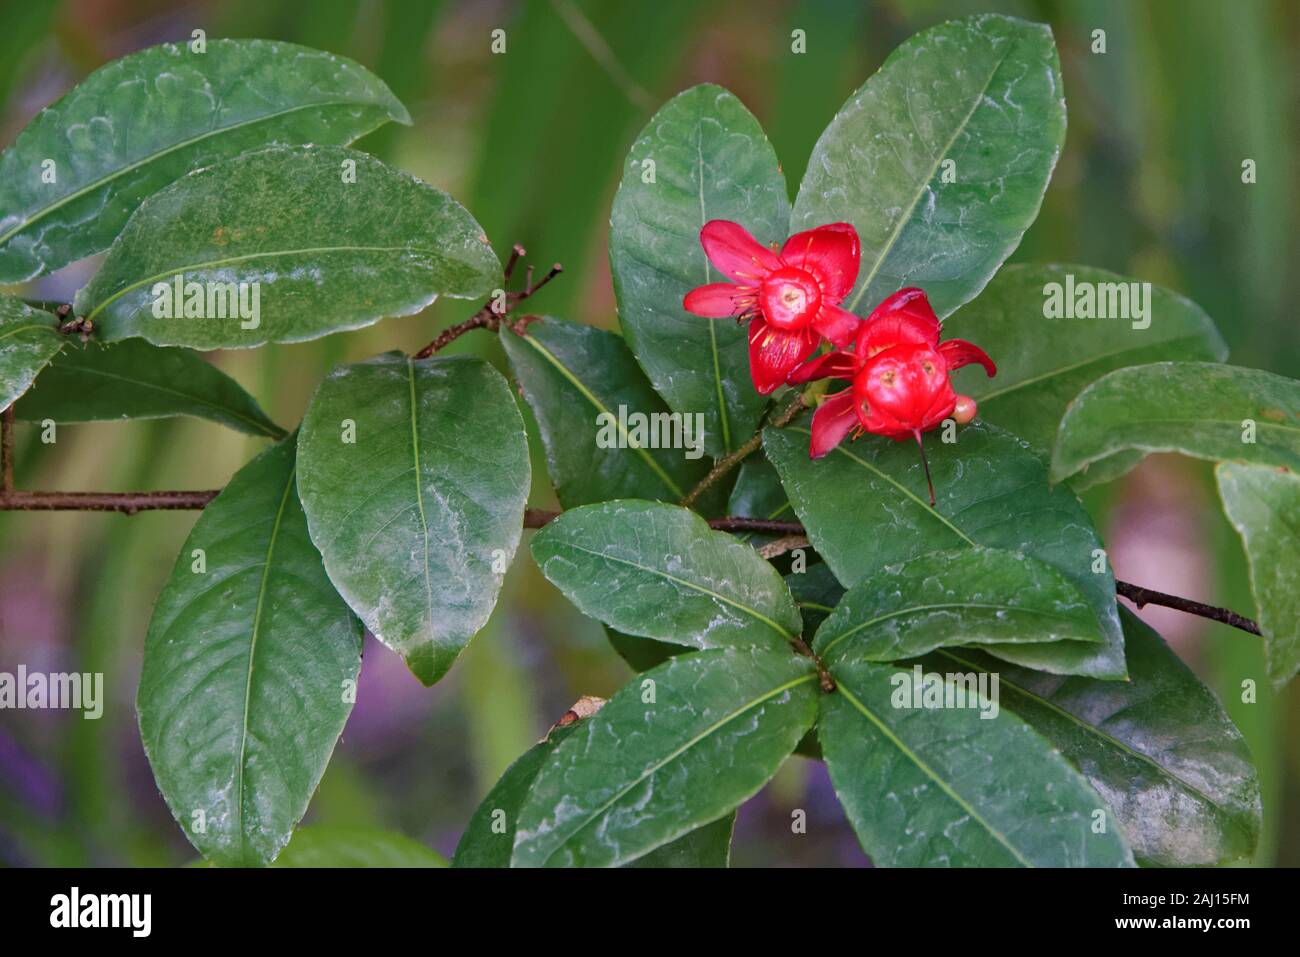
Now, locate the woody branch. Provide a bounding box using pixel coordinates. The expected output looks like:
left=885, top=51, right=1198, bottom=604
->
left=0, top=256, right=1263, bottom=637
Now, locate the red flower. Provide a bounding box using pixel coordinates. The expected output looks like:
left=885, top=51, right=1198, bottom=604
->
left=789, top=288, right=996, bottom=503
left=683, top=220, right=862, bottom=394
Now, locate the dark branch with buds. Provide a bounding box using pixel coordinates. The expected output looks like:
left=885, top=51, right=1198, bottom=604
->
left=0, top=248, right=1263, bottom=639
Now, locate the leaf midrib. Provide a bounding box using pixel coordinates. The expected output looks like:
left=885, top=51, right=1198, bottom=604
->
left=556, top=539, right=796, bottom=643
left=0, top=321, right=61, bottom=345
left=406, top=358, right=436, bottom=642
left=818, top=600, right=1093, bottom=658
left=234, top=461, right=295, bottom=861
left=790, top=426, right=976, bottom=546
left=537, top=671, right=815, bottom=865
left=846, top=45, right=1013, bottom=312
left=971, top=335, right=1211, bottom=403
left=38, top=357, right=282, bottom=436
left=831, top=677, right=1034, bottom=867
left=695, top=120, right=732, bottom=454
left=516, top=332, right=684, bottom=499
left=934, top=648, right=1236, bottom=821
left=0, top=99, right=389, bottom=248
left=85, top=244, right=452, bottom=323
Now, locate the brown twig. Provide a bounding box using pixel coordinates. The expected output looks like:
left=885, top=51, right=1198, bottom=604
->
left=0, top=490, right=1262, bottom=634
left=0, top=489, right=220, bottom=514
left=1116, top=580, right=1261, bottom=636
left=525, top=510, right=1264, bottom=634
left=679, top=392, right=808, bottom=509
left=414, top=243, right=561, bottom=359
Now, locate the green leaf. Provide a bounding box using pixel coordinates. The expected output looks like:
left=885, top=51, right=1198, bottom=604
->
left=511, top=648, right=817, bottom=867
left=606, top=627, right=681, bottom=674
left=787, top=562, right=844, bottom=633
left=1051, top=362, right=1300, bottom=483
left=498, top=318, right=707, bottom=507
left=764, top=420, right=1126, bottom=679
left=944, top=264, right=1228, bottom=455
left=530, top=500, right=802, bottom=654
left=296, top=353, right=530, bottom=686
left=455, top=715, right=733, bottom=868
left=819, top=655, right=1134, bottom=867
left=610, top=83, right=788, bottom=458
left=0, top=39, right=410, bottom=282
left=792, top=14, right=1066, bottom=318
left=813, top=546, right=1103, bottom=663
left=274, top=826, right=446, bottom=868
left=0, top=295, right=63, bottom=409
left=629, top=814, right=734, bottom=868
left=927, top=609, right=1261, bottom=866
left=14, top=338, right=283, bottom=437
left=727, top=454, right=793, bottom=544
left=137, top=437, right=363, bottom=867
left=454, top=723, right=580, bottom=868
left=76, top=145, right=500, bottom=348
left=1217, top=462, right=1300, bottom=688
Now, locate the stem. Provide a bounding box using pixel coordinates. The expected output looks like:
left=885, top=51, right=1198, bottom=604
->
left=0, top=490, right=220, bottom=514
left=414, top=243, right=561, bottom=359
left=0, top=493, right=1263, bottom=634
left=1115, top=580, right=1261, bottom=636
left=679, top=392, right=808, bottom=509
left=913, top=430, right=935, bottom=507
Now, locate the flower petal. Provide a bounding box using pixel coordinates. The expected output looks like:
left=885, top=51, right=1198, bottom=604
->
left=854, top=343, right=955, bottom=439
left=809, top=389, right=858, bottom=459
left=748, top=317, right=819, bottom=395
left=684, top=281, right=751, bottom=318
left=811, top=302, right=861, bottom=347
left=700, top=220, right=781, bottom=282
left=858, top=287, right=941, bottom=356
left=938, top=338, right=997, bottom=377
left=788, top=349, right=856, bottom=385
left=780, top=223, right=860, bottom=303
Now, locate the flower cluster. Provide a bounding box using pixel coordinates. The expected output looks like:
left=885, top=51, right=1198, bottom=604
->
left=683, top=219, right=861, bottom=395
left=684, top=220, right=997, bottom=503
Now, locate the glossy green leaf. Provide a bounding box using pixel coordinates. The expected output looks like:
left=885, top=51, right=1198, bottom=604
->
left=0, top=295, right=63, bottom=409
left=945, top=264, right=1228, bottom=455
left=820, top=655, right=1134, bottom=867
left=512, top=648, right=817, bottom=867
left=76, top=145, right=500, bottom=348
left=764, top=420, right=1126, bottom=679
left=455, top=717, right=733, bottom=868
left=606, top=627, right=681, bottom=674
left=531, top=500, right=801, bottom=654
left=454, top=723, right=580, bottom=868
left=727, top=454, right=793, bottom=544
left=498, top=318, right=707, bottom=507
left=15, top=338, right=283, bottom=437
left=1051, top=362, right=1300, bottom=483
left=813, top=546, right=1103, bottom=662
left=610, top=84, right=787, bottom=457
left=137, top=437, right=363, bottom=867
left=928, top=609, right=1261, bottom=866
left=0, top=39, right=410, bottom=282
left=1217, top=462, right=1300, bottom=688
left=787, top=562, right=844, bottom=634
left=275, top=826, right=446, bottom=867
left=296, top=353, right=530, bottom=686
left=630, top=814, right=734, bottom=868
left=792, top=14, right=1066, bottom=318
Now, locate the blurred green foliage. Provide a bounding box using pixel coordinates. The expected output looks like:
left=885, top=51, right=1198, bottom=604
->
left=1, top=0, right=1296, bottom=867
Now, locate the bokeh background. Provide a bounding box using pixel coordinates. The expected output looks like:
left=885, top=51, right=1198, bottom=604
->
left=1, top=0, right=1297, bottom=867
